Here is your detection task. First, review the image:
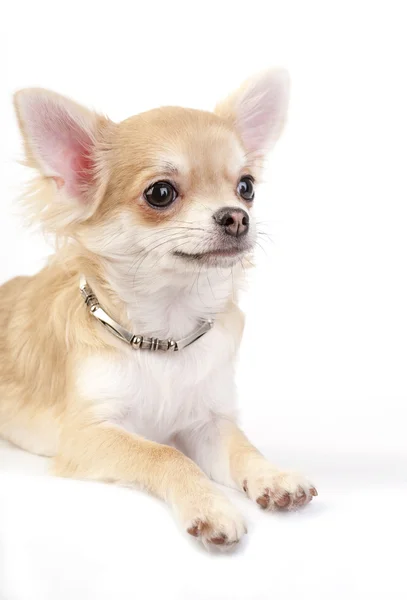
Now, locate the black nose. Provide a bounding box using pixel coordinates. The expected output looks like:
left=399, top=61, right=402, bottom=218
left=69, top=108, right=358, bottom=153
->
left=213, top=207, right=250, bottom=237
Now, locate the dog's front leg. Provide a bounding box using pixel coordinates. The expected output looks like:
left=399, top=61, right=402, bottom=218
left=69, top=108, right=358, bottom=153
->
left=178, top=418, right=317, bottom=511
left=53, top=420, right=246, bottom=549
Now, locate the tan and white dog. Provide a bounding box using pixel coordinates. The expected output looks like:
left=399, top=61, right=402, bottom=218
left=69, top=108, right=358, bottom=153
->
left=0, top=70, right=317, bottom=550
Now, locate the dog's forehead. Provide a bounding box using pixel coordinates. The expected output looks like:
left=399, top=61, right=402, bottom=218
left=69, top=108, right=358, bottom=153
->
left=116, top=106, right=246, bottom=176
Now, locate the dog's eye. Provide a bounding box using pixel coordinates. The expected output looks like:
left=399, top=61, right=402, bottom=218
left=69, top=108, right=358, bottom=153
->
left=144, top=181, right=178, bottom=208
left=237, top=176, right=255, bottom=201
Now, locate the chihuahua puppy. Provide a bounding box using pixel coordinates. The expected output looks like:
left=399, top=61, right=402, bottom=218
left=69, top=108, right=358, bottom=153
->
left=0, top=70, right=316, bottom=550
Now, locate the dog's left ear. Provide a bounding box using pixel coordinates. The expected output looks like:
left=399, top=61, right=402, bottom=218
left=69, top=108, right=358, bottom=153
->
left=215, top=69, right=290, bottom=156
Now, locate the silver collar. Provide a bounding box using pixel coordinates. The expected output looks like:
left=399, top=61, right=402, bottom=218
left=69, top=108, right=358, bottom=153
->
left=79, top=276, right=214, bottom=352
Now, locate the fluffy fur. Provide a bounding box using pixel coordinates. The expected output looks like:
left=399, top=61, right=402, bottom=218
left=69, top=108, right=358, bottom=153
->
left=0, top=70, right=317, bottom=550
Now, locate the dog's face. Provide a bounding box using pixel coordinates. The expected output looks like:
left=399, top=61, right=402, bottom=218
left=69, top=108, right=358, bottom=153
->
left=14, top=71, right=289, bottom=274
left=89, top=107, right=258, bottom=272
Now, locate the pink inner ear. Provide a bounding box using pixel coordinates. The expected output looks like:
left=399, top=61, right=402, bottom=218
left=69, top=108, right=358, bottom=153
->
left=239, top=101, right=271, bottom=153
left=23, top=97, right=95, bottom=200
left=235, top=72, right=288, bottom=155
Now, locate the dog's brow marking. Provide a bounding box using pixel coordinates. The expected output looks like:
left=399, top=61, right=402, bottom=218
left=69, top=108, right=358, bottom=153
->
left=160, top=161, right=179, bottom=175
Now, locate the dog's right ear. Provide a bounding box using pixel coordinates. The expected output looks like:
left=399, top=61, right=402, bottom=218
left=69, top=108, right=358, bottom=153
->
left=14, top=88, right=112, bottom=218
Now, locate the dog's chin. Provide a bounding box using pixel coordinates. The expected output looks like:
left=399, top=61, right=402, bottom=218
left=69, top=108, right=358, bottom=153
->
left=172, top=246, right=252, bottom=268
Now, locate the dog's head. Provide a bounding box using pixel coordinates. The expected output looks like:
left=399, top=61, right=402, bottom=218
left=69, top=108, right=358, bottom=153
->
left=14, top=71, right=289, bottom=273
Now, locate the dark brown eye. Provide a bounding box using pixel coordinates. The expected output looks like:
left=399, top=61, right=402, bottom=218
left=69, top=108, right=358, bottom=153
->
left=237, top=176, right=255, bottom=201
left=144, top=181, right=178, bottom=208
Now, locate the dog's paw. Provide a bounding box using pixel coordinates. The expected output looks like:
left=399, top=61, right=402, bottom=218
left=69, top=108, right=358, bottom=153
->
left=242, top=468, right=317, bottom=511
left=177, top=487, right=247, bottom=551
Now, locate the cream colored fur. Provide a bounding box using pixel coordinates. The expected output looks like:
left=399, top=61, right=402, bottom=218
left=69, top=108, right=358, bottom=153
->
left=0, top=70, right=316, bottom=550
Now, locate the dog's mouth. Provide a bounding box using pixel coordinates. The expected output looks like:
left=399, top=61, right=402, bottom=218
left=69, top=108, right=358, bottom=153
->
left=173, top=246, right=250, bottom=263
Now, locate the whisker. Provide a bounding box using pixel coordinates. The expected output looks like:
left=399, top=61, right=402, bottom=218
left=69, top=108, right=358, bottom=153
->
left=257, top=230, right=274, bottom=244
left=129, top=233, right=198, bottom=278
left=149, top=239, right=194, bottom=271
left=254, top=239, right=268, bottom=257
left=125, top=226, right=208, bottom=252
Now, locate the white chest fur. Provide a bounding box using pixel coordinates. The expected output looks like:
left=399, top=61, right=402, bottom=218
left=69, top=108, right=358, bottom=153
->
left=76, top=259, right=245, bottom=443
left=76, top=316, right=241, bottom=444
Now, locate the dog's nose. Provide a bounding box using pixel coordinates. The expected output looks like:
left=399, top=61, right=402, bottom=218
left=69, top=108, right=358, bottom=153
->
left=213, top=207, right=250, bottom=237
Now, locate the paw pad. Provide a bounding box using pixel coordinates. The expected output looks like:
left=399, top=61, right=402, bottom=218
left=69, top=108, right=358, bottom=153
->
left=244, top=471, right=318, bottom=511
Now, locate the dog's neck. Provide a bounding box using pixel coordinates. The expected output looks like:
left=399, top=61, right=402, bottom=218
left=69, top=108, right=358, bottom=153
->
left=93, top=257, right=242, bottom=340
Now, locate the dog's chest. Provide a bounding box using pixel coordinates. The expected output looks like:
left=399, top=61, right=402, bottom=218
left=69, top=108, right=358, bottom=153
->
left=77, top=321, right=239, bottom=442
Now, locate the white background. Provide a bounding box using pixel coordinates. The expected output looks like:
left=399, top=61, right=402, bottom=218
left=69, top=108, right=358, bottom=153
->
left=1, top=1, right=406, bottom=599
